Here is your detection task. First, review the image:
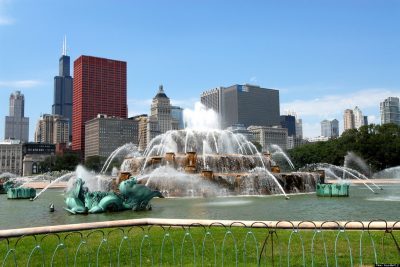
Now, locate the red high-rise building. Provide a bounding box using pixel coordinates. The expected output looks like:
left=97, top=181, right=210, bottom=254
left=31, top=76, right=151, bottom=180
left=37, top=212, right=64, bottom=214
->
left=72, top=55, right=127, bottom=155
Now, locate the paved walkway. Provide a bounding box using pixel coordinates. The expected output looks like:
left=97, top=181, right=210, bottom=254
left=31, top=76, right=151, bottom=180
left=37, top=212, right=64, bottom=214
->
left=329, top=178, right=400, bottom=184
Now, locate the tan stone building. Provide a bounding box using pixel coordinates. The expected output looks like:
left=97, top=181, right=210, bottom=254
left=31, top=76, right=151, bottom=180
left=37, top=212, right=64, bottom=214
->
left=0, top=140, right=23, bottom=175
left=131, top=114, right=148, bottom=152
left=34, top=114, right=69, bottom=144
left=343, top=109, right=355, bottom=131
left=147, top=85, right=180, bottom=143
left=84, top=115, right=138, bottom=160
left=344, top=107, right=367, bottom=131
left=248, top=125, right=288, bottom=151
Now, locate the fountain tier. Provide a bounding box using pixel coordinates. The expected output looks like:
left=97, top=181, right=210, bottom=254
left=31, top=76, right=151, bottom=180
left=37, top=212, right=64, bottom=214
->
left=119, top=129, right=320, bottom=197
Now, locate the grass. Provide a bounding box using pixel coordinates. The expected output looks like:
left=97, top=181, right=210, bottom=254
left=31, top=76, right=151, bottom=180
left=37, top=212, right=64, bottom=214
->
left=1, top=226, right=399, bottom=266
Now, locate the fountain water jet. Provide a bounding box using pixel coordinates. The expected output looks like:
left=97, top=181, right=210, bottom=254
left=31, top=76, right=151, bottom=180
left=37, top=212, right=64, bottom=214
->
left=33, top=172, right=76, bottom=200
left=373, top=166, right=400, bottom=179
left=121, top=128, right=318, bottom=198
left=270, top=144, right=295, bottom=170
left=303, top=163, right=377, bottom=193
left=119, top=104, right=321, bottom=198
left=101, top=143, right=139, bottom=173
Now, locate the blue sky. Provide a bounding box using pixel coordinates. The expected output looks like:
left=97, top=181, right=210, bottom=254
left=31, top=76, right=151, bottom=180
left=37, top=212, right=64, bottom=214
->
left=0, top=0, right=399, bottom=140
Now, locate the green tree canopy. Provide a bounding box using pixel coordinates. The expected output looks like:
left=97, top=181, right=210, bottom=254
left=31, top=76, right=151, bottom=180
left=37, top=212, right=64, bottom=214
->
left=39, top=152, right=80, bottom=172
left=288, top=123, right=400, bottom=171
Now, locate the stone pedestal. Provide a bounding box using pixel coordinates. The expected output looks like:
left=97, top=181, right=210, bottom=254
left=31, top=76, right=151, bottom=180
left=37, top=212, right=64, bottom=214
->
left=271, top=166, right=280, bottom=173
left=185, top=152, right=197, bottom=173
left=201, top=170, right=213, bottom=180
left=118, top=172, right=131, bottom=185
left=165, top=152, right=176, bottom=166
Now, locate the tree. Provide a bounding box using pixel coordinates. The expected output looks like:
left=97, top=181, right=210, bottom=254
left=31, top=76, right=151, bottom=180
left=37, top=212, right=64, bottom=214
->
left=288, top=124, right=400, bottom=171
left=39, top=152, right=80, bottom=172
left=251, top=141, right=263, bottom=152
left=84, top=156, right=106, bottom=172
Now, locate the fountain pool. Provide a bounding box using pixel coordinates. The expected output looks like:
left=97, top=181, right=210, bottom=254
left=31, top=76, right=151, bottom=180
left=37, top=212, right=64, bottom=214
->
left=1, top=184, right=399, bottom=230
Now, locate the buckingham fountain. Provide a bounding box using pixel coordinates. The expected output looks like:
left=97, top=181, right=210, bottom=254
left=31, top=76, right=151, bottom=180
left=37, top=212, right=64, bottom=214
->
left=2, top=104, right=380, bottom=215
left=118, top=129, right=320, bottom=199
left=61, top=102, right=324, bottom=214
left=61, top=127, right=321, bottom=214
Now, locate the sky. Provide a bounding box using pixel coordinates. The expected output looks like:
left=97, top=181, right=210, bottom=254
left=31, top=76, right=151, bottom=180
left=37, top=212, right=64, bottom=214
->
left=0, top=0, right=399, bottom=140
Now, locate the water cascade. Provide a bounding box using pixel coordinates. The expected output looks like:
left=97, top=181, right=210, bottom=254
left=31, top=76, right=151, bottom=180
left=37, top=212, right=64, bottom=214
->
left=121, top=128, right=317, bottom=198
left=303, top=163, right=377, bottom=193
left=270, top=144, right=295, bottom=170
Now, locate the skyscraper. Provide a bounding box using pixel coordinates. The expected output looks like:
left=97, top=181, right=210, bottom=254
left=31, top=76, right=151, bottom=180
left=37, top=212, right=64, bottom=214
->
left=343, top=109, right=355, bottom=131
left=331, top=119, right=339, bottom=137
left=34, top=114, right=69, bottom=144
left=344, top=106, right=366, bottom=131
left=353, top=106, right=364, bottom=129
left=171, top=106, right=184, bottom=129
left=295, top=118, right=303, bottom=139
left=147, top=86, right=179, bottom=142
left=132, top=114, right=148, bottom=152
left=363, top=116, right=368, bottom=126
left=321, top=119, right=339, bottom=138
left=280, top=115, right=296, bottom=136
left=72, top=55, right=127, bottom=155
left=201, top=84, right=280, bottom=129
left=52, top=37, right=73, bottom=140
left=380, top=97, right=400, bottom=125
left=4, top=91, right=29, bottom=142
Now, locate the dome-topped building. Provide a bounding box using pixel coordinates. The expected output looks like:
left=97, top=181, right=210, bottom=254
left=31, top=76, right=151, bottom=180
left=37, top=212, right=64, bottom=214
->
left=154, top=85, right=168, bottom=99
left=147, top=85, right=180, bottom=142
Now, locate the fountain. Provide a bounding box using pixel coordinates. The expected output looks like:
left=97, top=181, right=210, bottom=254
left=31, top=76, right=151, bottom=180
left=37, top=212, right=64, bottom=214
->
left=119, top=128, right=319, bottom=198
left=114, top=103, right=320, bottom=198
left=373, top=166, right=400, bottom=179
left=270, top=144, right=295, bottom=170
left=100, top=143, right=140, bottom=173
left=0, top=173, right=37, bottom=199
left=302, top=162, right=381, bottom=195
left=7, top=187, right=36, bottom=199
left=344, top=151, right=370, bottom=175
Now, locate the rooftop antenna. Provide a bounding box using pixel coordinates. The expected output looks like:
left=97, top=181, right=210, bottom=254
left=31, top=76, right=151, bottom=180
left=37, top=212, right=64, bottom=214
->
left=64, top=35, right=67, bottom=55
left=62, top=35, right=67, bottom=56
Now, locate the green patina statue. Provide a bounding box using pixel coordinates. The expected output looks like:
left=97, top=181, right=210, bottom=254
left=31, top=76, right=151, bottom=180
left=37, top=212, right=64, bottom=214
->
left=65, top=177, right=164, bottom=214
left=0, top=180, right=15, bottom=194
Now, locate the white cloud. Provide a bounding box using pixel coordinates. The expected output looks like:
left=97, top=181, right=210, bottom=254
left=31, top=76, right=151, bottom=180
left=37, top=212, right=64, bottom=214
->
left=127, top=98, right=152, bottom=117
left=170, top=97, right=198, bottom=109
left=0, top=0, right=14, bottom=26
left=0, top=80, right=43, bottom=88
left=282, top=88, right=400, bottom=138
left=127, top=97, right=199, bottom=117
left=249, top=76, right=257, bottom=83
left=367, top=115, right=378, bottom=124
left=282, top=88, right=400, bottom=118
left=0, top=16, right=14, bottom=25
left=302, top=122, right=321, bottom=139
left=127, top=98, right=152, bottom=106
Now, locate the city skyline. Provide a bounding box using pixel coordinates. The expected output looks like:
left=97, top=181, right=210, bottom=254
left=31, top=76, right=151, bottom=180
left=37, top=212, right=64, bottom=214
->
left=1, top=0, right=399, bottom=140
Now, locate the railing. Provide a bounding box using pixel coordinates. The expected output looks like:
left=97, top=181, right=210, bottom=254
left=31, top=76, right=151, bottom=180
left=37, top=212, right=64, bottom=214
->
left=0, top=218, right=399, bottom=266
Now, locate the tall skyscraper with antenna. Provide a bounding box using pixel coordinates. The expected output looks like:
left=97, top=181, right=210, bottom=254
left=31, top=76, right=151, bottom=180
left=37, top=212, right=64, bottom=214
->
left=52, top=36, right=73, bottom=142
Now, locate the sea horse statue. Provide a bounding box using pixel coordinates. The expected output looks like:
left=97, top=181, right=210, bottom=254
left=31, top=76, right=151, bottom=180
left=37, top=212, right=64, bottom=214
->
left=65, top=176, right=163, bottom=214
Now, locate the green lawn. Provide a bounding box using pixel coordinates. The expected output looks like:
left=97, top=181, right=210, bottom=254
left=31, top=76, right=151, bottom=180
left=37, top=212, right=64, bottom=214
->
left=1, top=226, right=399, bottom=266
